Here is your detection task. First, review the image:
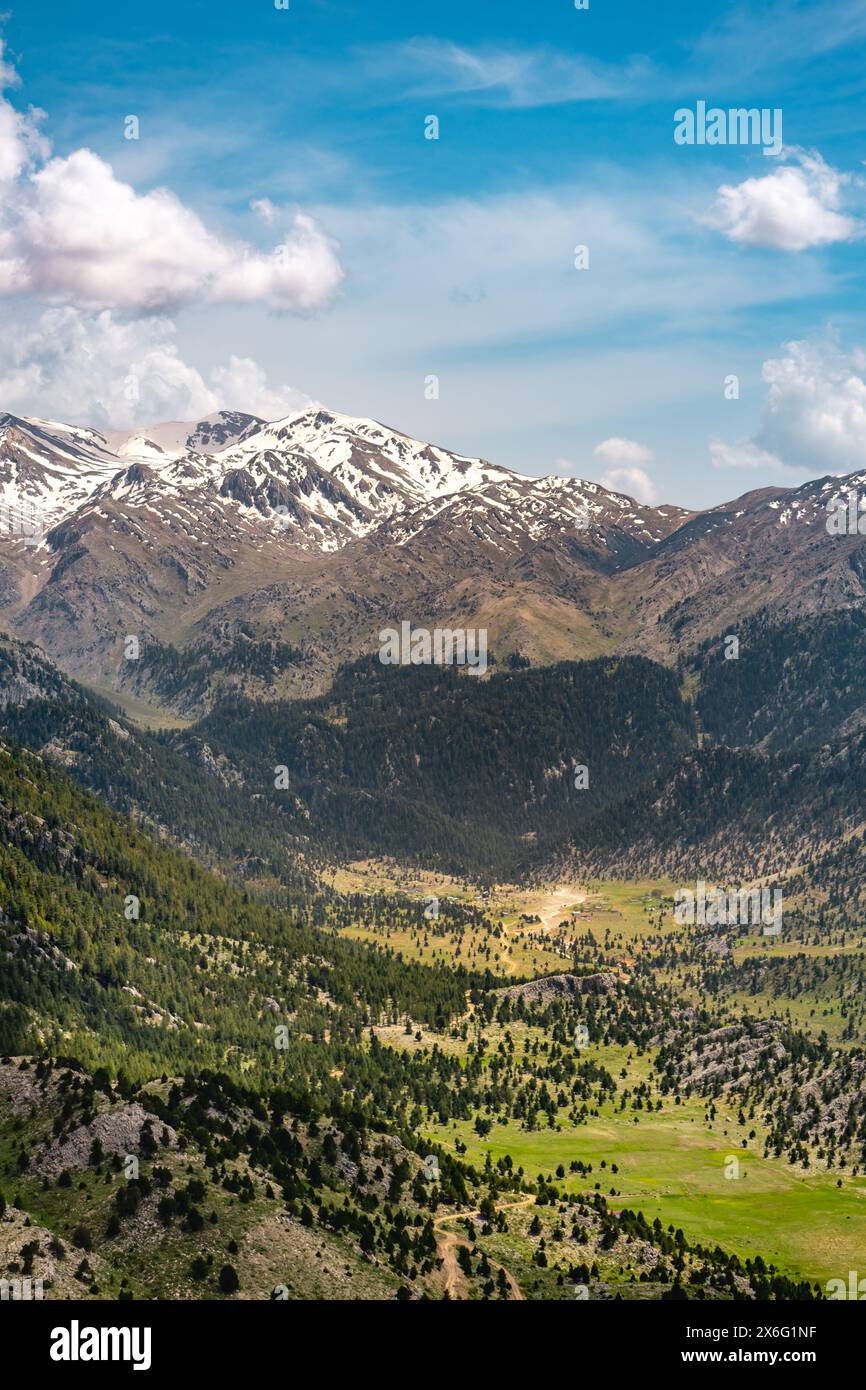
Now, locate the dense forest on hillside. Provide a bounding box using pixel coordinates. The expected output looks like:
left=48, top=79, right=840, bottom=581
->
left=538, top=737, right=866, bottom=903
left=131, top=632, right=311, bottom=712
left=181, top=655, right=695, bottom=876
left=0, top=638, right=316, bottom=891
left=0, top=739, right=493, bottom=1083
left=683, top=608, right=866, bottom=751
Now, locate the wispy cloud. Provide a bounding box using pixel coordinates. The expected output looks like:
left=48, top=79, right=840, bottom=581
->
left=361, top=38, right=657, bottom=109
left=690, top=0, right=866, bottom=84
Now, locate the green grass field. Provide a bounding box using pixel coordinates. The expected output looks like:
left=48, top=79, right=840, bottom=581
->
left=347, top=865, right=866, bottom=1290
left=418, top=1032, right=866, bottom=1289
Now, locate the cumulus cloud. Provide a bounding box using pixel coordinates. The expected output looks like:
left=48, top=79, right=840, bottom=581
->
left=592, top=437, right=657, bottom=502
left=210, top=355, right=311, bottom=420
left=593, top=437, right=654, bottom=468
left=0, top=308, right=307, bottom=429
left=0, top=40, right=49, bottom=184
left=711, top=337, right=866, bottom=477
left=0, top=47, right=342, bottom=312
left=598, top=466, right=656, bottom=503
left=706, top=149, right=860, bottom=252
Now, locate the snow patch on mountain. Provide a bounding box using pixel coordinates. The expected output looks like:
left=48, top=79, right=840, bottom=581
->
left=0, top=403, right=692, bottom=557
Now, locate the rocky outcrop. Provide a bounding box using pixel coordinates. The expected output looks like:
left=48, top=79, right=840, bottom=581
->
left=494, top=971, right=617, bottom=1006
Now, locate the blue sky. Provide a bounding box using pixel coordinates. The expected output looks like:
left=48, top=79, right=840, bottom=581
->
left=2, top=0, right=866, bottom=505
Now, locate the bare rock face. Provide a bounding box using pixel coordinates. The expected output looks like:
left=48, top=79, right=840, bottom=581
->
left=494, top=971, right=617, bottom=1006
left=33, top=1102, right=178, bottom=1178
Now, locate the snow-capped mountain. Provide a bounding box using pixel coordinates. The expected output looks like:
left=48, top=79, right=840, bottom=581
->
left=2, top=404, right=687, bottom=556
left=102, top=410, right=266, bottom=460
left=1, top=401, right=865, bottom=719
left=387, top=472, right=690, bottom=557
left=217, top=407, right=517, bottom=514
left=0, top=413, right=120, bottom=529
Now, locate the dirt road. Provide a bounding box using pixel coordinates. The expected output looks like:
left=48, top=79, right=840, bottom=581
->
left=433, top=1196, right=534, bottom=1300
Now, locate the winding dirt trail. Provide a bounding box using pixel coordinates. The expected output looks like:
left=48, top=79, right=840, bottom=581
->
left=433, top=1196, right=534, bottom=1300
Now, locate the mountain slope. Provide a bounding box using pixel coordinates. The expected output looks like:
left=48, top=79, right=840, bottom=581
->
left=177, top=655, right=697, bottom=876
left=685, top=608, right=866, bottom=752
left=2, top=403, right=866, bottom=725
left=0, top=634, right=316, bottom=890
left=536, top=735, right=866, bottom=921
left=0, top=406, right=692, bottom=711
left=619, top=473, right=866, bottom=663
left=0, top=735, right=483, bottom=1073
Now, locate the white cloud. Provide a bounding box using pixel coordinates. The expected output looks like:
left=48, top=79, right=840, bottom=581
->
left=0, top=40, right=48, bottom=185
left=209, top=213, right=342, bottom=311
left=0, top=308, right=306, bottom=429
left=706, top=149, right=860, bottom=252
left=709, top=439, right=787, bottom=472
left=0, top=49, right=342, bottom=312
left=591, top=438, right=656, bottom=502
left=209, top=355, right=311, bottom=420
left=364, top=38, right=655, bottom=109
left=597, top=465, right=657, bottom=503
left=710, top=337, right=866, bottom=477
left=593, top=437, right=654, bottom=468
left=251, top=198, right=277, bottom=227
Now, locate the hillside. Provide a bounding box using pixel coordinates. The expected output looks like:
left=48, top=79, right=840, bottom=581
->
left=537, top=738, right=866, bottom=919
left=0, top=635, right=316, bottom=892
left=0, top=734, right=833, bottom=1301
left=685, top=608, right=866, bottom=751
left=6, top=406, right=866, bottom=725
left=0, top=736, right=488, bottom=1073
left=178, top=655, right=696, bottom=876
